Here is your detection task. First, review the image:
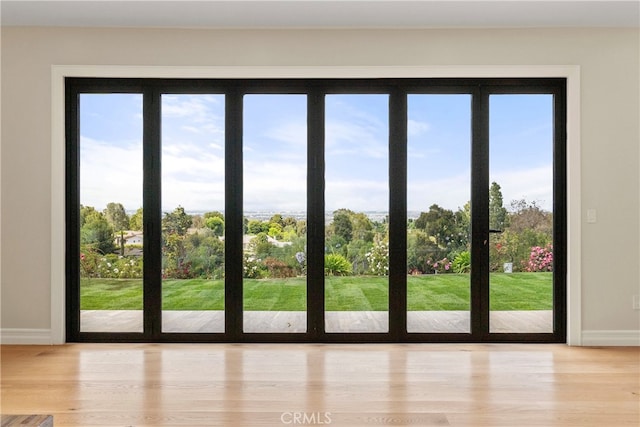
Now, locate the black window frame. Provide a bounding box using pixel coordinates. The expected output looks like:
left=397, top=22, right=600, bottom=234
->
left=66, top=77, right=566, bottom=343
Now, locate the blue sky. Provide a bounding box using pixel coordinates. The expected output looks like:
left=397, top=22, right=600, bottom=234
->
left=80, top=92, right=553, bottom=215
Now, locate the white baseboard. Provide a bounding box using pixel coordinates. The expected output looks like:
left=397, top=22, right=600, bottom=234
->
left=582, top=330, right=640, bottom=346
left=1, top=328, right=53, bottom=345
left=2, top=327, right=638, bottom=346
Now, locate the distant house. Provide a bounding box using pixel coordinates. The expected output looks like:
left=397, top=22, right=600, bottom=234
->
left=115, top=231, right=144, bottom=247
left=239, top=235, right=292, bottom=253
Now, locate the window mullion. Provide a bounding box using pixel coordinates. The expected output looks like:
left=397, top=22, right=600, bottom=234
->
left=470, top=87, right=490, bottom=340
left=388, top=89, right=408, bottom=339
left=307, top=90, right=325, bottom=339
left=66, top=82, right=81, bottom=341
left=225, top=88, right=244, bottom=340
left=143, top=87, right=162, bottom=339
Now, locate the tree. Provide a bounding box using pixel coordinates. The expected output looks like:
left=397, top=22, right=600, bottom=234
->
left=269, top=213, right=284, bottom=227
left=129, top=207, right=143, bottom=231
left=247, top=219, right=269, bottom=235
left=489, top=199, right=553, bottom=271
left=205, top=216, right=225, bottom=236
left=161, top=206, right=193, bottom=278
left=249, top=232, right=274, bottom=259
left=407, top=229, right=440, bottom=273
left=331, top=209, right=353, bottom=243
left=80, top=208, right=115, bottom=254
left=191, top=215, right=204, bottom=229
left=198, top=211, right=224, bottom=230
left=104, top=202, right=129, bottom=256
left=326, top=234, right=348, bottom=257
left=282, top=216, right=298, bottom=228
left=508, top=199, right=552, bottom=236
left=489, top=182, right=508, bottom=231
left=184, top=230, right=225, bottom=278
left=346, top=239, right=373, bottom=274
left=351, top=212, right=374, bottom=243
left=296, top=219, right=307, bottom=237
left=80, top=205, right=99, bottom=227
left=162, top=206, right=192, bottom=236
left=267, top=222, right=283, bottom=239
left=415, top=204, right=455, bottom=248
left=204, top=211, right=224, bottom=220
left=104, top=202, right=129, bottom=231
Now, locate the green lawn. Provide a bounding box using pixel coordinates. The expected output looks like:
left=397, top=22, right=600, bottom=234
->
left=80, top=272, right=553, bottom=311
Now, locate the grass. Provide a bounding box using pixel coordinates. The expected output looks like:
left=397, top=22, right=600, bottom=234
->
left=80, top=272, right=553, bottom=311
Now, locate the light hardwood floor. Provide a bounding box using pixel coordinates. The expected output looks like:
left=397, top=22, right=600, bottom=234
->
left=1, top=344, right=638, bottom=426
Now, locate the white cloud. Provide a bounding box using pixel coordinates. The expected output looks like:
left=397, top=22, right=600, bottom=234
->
left=80, top=136, right=144, bottom=210
left=408, top=119, right=431, bottom=136
left=326, top=179, right=388, bottom=212
left=264, top=122, right=307, bottom=148
left=406, top=164, right=554, bottom=213
left=326, top=120, right=387, bottom=159
left=81, top=94, right=553, bottom=217
left=492, top=165, right=553, bottom=211
left=243, top=161, right=307, bottom=211
left=407, top=173, right=471, bottom=212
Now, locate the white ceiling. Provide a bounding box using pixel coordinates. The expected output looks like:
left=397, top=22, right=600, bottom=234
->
left=1, top=0, right=638, bottom=29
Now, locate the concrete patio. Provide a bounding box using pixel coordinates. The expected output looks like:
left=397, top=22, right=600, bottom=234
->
left=80, top=310, right=553, bottom=334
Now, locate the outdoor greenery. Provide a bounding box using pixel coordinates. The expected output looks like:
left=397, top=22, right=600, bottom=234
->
left=79, top=181, right=554, bottom=310
left=80, top=272, right=553, bottom=311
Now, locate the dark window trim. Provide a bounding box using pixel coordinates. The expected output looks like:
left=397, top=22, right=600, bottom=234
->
left=66, top=77, right=567, bottom=343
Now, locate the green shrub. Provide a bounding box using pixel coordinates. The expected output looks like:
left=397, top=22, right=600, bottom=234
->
left=452, top=251, right=471, bottom=273
left=324, top=253, right=352, bottom=276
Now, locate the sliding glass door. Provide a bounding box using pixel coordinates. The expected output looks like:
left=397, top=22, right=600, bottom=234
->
left=488, top=94, right=555, bottom=334
left=406, top=94, right=472, bottom=334
left=78, top=93, right=144, bottom=333
left=161, top=94, right=226, bottom=333
left=242, top=94, right=308, bottom=333
left=67, top=78, right=565, bottom=343
left=324, top=94, right=390, bottom=333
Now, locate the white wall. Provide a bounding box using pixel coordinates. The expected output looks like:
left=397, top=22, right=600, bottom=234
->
left=1, top=27, right=638, bottom=344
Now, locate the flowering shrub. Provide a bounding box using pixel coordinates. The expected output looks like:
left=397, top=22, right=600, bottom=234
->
left=524, top=244, right=553, bottom=272
left=80, top=249, right=101, bottom=278
left=81, top=251, right=143, bottom=279
left=426, top=257, right=452, bottom=274
left=163, top=260, right=193, bottom=279
left=366, top=240, right=389, bottom=276
left=243, top=254, right=267, bottom=279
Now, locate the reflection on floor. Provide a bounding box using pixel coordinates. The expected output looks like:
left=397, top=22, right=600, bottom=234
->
left=80, top=310, right=553, bottom=334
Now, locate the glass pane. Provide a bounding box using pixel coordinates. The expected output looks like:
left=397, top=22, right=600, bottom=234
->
left=79, top=94, right=144, bottom=333
left=161, top=94, right=225, bottom=333
left=406, top=95, right=472, bottom=333
left=325, top=94, right=389, bottom=333
left=489, top=95, right=554, bottom=333
left=243, top=95, right=308, bottom=333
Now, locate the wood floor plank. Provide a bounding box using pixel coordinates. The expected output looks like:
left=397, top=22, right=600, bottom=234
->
left=1, top=344, right=638, bottom=426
